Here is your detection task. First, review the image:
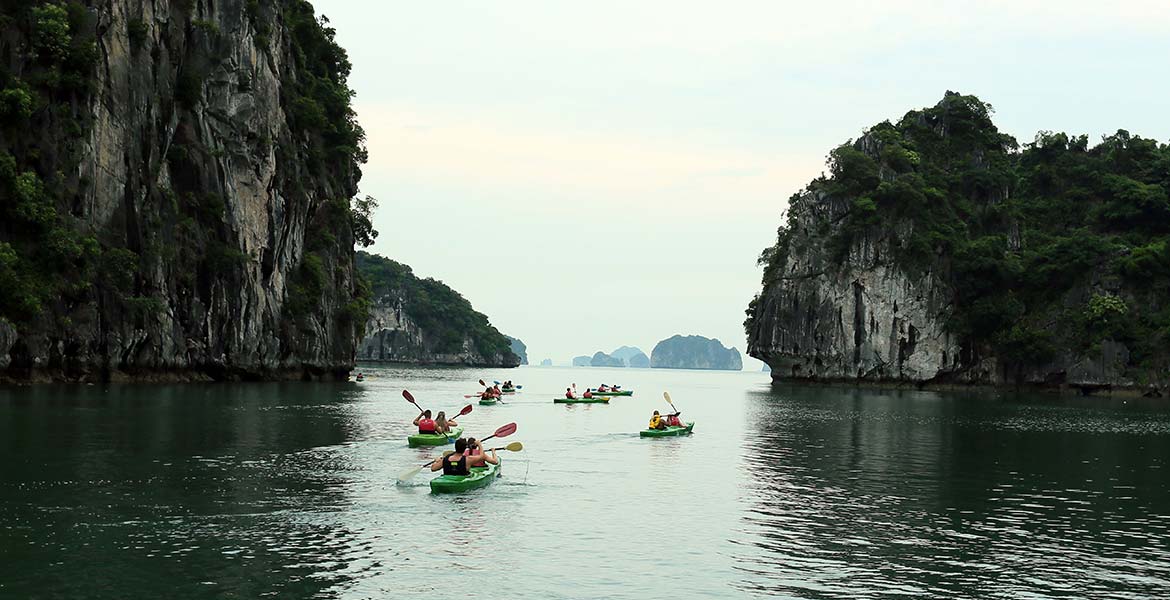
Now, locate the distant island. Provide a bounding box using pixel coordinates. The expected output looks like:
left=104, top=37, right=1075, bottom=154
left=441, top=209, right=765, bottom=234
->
left=506, top=336, right=528, bottom=365
left=650, top=335, right=743, bottom=370
left=540, top=358, right=553, bottom=367
left=566, top=346, right=651, bottom=367
left=590, top=351, right=624, bottom=367
left=356, top=252, right=520, bottom=367
left=572, top=355, right=591, bottom=367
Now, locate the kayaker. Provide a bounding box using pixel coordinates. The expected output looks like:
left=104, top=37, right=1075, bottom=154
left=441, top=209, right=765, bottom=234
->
left=414, top=410, right=437, bottom=434
left=583, top=389, right=594, bottom=399
left=565, top=387, right=575, bottom=399
left=435, top=411, right=457, bottom=434
left=463, top=437, right=481, bottom=456
left=665, top=411, right=684, bottom=427
left=648, top=411, right=668, bottom=430
left=466, top=441, right=499, bottom=468
left=432, top=438, right=471, bottom=475
left=598, top=384, right=609, bottom=392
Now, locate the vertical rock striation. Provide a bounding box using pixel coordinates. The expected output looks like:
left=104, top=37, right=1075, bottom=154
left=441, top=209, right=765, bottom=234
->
left=0, top=1, right=368, bottom=382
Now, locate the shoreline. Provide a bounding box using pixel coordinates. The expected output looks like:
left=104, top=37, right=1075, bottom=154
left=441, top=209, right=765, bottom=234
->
left=767, top=375, right=1165, bottom=399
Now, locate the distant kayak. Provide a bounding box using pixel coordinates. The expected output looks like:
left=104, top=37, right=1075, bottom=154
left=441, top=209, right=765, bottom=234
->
left=479, top=398, right=499, bottom=406
left=640, top=422, right=694, bottom=437
left=430, top=460, right=501, bottom=493
left=408, top=426, right=463, bottom=447
left=591, top=389, right=632, bottom=396
left=554, top=397, right=610, bottom=404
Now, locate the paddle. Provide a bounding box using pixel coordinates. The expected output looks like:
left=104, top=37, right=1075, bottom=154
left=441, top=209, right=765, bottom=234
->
left=395, top=438, right=523, bottom=483
left=480, top=422, right=517, bottom=443
left=664, top=391, right=681, bottom=416
left=397, top=449, right=456, bottom=483
left=404, top=389, right=424, bottom=414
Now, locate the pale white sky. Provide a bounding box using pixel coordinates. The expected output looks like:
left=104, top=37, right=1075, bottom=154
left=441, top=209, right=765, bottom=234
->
left=313, top=0, right=1170, bottom=368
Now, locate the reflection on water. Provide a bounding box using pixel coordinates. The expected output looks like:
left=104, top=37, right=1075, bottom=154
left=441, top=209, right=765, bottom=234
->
left=0, top=383, right=365, bottom=598
left=2, top=369, right=1169, bottom=598
left=736, top=386, right=1170, bottom=599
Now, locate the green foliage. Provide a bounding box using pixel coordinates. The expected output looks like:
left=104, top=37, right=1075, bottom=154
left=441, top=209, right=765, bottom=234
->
left=351, top=195, right=378, bottom=247
left=752, top=91, right=1170, bottom=373
left=31, top=4, right=71, bottom=63
left=356, top=251, right=515, bottom=358
left=0, top=83, right=34, bottom=121
left=175, top=68, right=205, bottom=107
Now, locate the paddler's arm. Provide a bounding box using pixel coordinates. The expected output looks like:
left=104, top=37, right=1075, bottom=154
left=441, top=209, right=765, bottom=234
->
left=484, top=450, right=499, bottom=465
left=429, top=457, right=444, bottom=472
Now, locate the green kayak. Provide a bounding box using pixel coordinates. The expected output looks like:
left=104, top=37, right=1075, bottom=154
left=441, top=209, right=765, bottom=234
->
left=501, top=388, right=516, bottom=394
left=479, top=397, right=500, bottom=405
left=591, top=389, right=633, bottom=396
left=553, top=397, right=610, bottom=404
left=640, top=422, right=694, bottom=437
left=408, top=426, right=463, bottom=447
left=430, top=460, right=501, bottom=494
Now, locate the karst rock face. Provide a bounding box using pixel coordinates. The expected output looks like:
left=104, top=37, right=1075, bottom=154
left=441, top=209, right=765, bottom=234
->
left=746, top=93, right=1168, bottom=394
left=0, top=1, right=366, bottom=382
left=650, top=335, right=742, bottom=370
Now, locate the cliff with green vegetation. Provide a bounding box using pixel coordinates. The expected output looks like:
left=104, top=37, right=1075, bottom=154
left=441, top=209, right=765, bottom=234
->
left=746, top=92, right=1170, bottom=395
left=355, top=251, right=519, bottom=367
left=0, top=0, right=374, bottom=382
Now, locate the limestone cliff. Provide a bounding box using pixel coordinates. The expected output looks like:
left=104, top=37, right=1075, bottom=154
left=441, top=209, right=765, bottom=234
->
left=355, top=252, right=519, bottom=367
left=747, top=93, right=1170, bottom=394
left=650, top=335, right=742, bottom=370
left=0, top=0, right=370, bottom=382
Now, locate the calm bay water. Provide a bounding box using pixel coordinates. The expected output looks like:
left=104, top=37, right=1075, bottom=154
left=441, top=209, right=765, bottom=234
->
left=2, top=366, right=1168, bottom=598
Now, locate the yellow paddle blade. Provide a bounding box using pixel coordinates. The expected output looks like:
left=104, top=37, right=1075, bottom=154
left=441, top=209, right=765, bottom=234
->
left=505, top=441, right=523, bottom=452
left=664, top=391, right=672, bottom=403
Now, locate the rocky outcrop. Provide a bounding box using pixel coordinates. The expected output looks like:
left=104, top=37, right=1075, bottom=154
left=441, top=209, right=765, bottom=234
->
left=590, top=351, right=623, bottom=367
left=357, top=296, right=519, bottom=367
left=0, top=0, right=367, bottom=382
left=506, top=336, right=528, bottom=365
left=355, top=252, right=519, bottom=367
left=651, top=335, right=743, bottom=370
left=627, top=352, right=650, bottom=368
left=746, top=93, right=1170, bottom=394
left=571, top=355, right=591, bottom=367
left=539, top=358, right=553, bottom=367
left=609, top=346, right=644, bottom=364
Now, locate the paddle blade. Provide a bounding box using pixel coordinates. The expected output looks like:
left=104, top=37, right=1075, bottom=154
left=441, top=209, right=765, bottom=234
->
left=505, top=441, right=523, bottom=452
left=396, top=463, right=427, bottom=484
left=492, top=422, right=518, bottom=439
left=479, top=379, right=486, bottom=387
left=493, top=380, right=501, bottom=385
left=403, top=390, right=417, bottom=404
left=664, top=391, right=672, bottom=404
left=457, top=404, right=474, bottom=417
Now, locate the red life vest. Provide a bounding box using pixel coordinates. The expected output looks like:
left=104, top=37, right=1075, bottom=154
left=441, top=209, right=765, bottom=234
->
left=667, top=415, right=683, bottom=427
left=418, top=418, right=436, bottom=433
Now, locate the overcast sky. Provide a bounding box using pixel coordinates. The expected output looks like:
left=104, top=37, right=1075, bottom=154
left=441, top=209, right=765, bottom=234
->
left=313, top=0, right=1170, bottom=368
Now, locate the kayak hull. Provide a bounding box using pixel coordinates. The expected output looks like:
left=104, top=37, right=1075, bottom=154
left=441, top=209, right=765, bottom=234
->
left=407, top=426, right=463, bottom=447
left=640, top=422, right=694, bottom=437
left=430, top=460, right=501, bottom=493
left=479, top=398, right=499, bottom=406
left=591, top=390, right=633, bottom=396
left=553, top=397, right=610, bottom=404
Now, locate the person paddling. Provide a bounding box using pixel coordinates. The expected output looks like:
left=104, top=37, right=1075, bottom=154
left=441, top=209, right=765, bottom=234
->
left=648, top=410, right=669, bottom=430
left=414, top=410, right=437, bottom=434
left=583, top=389, right=593, bottom=399
left=565, top=387, right=576, bottom=399
left=465, top=439, right=498, bottom=468
left=435, top=411, right=457, bottom=435
left=432, top=438, right=471, bottom=475
left=665, top=411, right=684, bottom=427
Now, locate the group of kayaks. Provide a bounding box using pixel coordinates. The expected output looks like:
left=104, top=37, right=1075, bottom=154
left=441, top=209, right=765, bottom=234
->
left=400, top=383, right=693, bottom=495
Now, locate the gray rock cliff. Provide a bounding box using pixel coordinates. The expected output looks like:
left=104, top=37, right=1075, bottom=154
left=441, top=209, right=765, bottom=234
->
left=0, top=0, right=366, bottom=382
left=651, top=335, right=742, bottom=370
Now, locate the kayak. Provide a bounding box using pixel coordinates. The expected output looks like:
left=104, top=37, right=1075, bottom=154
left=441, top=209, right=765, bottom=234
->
left=591, top=389, right=633, bottom=396
left=479, top=398, right=499, bottom=406
left=640, top=422, right=694, bottom=437
left=407, top=426, right=463, bottom=447
left=553, top=397, right=610, bottom=404
left=501, top=388, right=516, bottom=393
left=430, top=460, right=501, bottom=494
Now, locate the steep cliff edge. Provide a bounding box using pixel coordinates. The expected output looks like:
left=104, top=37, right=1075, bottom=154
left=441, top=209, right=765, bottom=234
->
left=355, top=252, right=519, bottom=367
left=0, top=1, right=372, bottom=383
left=747, top=93, right=1170, bottom=394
